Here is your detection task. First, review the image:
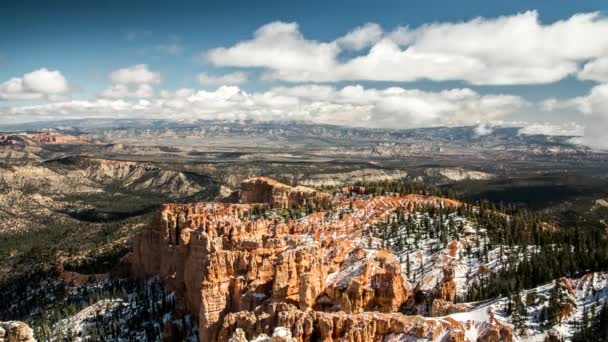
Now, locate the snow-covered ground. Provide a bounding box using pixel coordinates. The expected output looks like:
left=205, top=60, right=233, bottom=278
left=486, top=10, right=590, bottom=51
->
left=446, top=272, right=608, bottom=341
left=21, top=277, right=198, bottom=341
left=362, top=209, right=544, bottom=301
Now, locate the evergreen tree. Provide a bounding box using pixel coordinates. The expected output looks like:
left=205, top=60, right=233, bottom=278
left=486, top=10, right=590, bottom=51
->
left=511, top=292, right=527, bottom=335
left=547, top=280, right=563, bottom=327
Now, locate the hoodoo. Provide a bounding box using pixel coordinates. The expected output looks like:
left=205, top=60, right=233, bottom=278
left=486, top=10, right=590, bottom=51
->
left=128, top=178, right=514, bottom=341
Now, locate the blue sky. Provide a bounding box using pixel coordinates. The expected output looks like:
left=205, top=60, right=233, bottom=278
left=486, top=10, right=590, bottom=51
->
left=1, top=0, right=608, bottom=147
left=1, top=0, right=604, bottom=95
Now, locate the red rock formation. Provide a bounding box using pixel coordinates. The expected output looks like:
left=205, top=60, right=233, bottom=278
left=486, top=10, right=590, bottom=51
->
left=25, top=132, right=84, bottom=144
left=128, top=181, right=486, bottom=342
left=556, top=277, right=577, bottom=323
left=56, top=263, right=109, bottom=287
left=238, top=177, right=329, bottom=208
left=478, top=314, right=514, bottom=342
left=218, top=303, right=469, bottom=342
left=0, top=321, right=35, bottom=342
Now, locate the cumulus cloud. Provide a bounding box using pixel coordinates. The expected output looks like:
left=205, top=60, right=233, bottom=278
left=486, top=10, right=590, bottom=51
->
left=578, top=57, right=608, bottom=83
left=572, top=84, right=608, bottom=149
left=197, top=72, right=248, bottom=86
left=336, top=23, right=383, bottom=50
left=108, top=64, right=160, bottom=85
left=0, top=68, right=69, bottom=101
left=539, top=83, right=608, bottom=149
left=100, top=84, right=154, bottom=99
left=205, top=12, right=608, bottom=85
left=3, top=84, right=526, bottom=128
left=207, top=22, right=339, bottom=79
left=100, top=64, right=160, bottom=99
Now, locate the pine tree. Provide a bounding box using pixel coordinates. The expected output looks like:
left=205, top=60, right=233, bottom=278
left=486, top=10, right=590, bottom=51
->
left=506, top=293, right=514, bottom=315
left=547, top=280, right=563, bottom=326
left=511, top=292, right=527, bottom=335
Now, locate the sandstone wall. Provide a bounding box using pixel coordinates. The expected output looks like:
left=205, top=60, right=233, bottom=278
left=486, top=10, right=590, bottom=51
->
left=238, top=177, right=328, bottom=208
left=128, top=188, right=512, bottom=342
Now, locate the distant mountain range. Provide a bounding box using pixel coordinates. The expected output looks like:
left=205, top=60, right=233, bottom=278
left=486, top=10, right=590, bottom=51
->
left=0, top=118, right=584, bottom=150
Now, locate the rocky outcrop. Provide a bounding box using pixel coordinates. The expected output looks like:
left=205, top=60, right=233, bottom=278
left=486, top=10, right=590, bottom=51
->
left=238, top=177, right=328, bottom=208
left=46, top=156, right=217, bottom=197
left=219, top=303, right=468, bottom=342
left=0, top=135, right=34, bottom=147
left=128, top=186, right=472, bottom=342
left=424, top=167, right=494, bottom=182
left=555, top=277, right=578, bottom=324
left=0, top=321, right=36, bottom=342
left=274, top=169, right=408, bottom=188
left=56, top=263, right=109, bottom=287
left=0, top=133, right=84, bottom=146
left=25, top=132, right=84, bottom=145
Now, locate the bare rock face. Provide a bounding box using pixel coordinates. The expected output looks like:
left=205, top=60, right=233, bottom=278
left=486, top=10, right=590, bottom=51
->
left=0, top=321, right=36, bottom=342
left=478, top=314, right=514, bottom=342
left=129, top=198, right=413, bottom=340
left=218, top=303, right=468, bottom=342
left=555, top=277, right=578, bottom=323
left=238, top=177, right=328, bottom=208
left=128, top=178, right=507, bottom=342
left=0, top=132, right=84, bottom=146
left=25, top=132, right=84, bottom=145
left=229, top=328, right=249, bottom=342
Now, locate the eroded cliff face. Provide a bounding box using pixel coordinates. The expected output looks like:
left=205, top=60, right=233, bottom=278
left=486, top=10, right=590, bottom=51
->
left=25, top=133, right=84, bottom=145
left=237, top=177, right=329, bottom=209
left=0, top=321, right=36, bottom=342
left=128, top=179, right=512, bottom=341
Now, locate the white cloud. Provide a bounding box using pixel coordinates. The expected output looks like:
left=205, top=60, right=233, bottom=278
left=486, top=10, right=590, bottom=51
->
left=336, top=23, right=383, bottom=50
left=0, top=68, right=69, bottom=101
left=572, top=83, right=608, bottom=149
left=21, top=69, right=69, bottom=94
left=539, top=83, right=608, bottom=149
left=3, top=84, right=526, bottom=129
left=100, top=65, right=160, bottom=99
left=197, top=72, right=248, bottom=86
left=205, top=12, right=608, bottom=85
left=108, top=64, right=160, bottom=85
left=100, top=84, right=154, bottom=99
left=578, top=57, right=608, bottom=83
left=207, top=22, right=339, bottom=78
left=518, top=122, right=583, bottom=136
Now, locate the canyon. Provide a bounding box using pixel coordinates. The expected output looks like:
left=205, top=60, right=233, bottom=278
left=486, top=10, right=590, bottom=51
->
left=128, top=177, right=516, bottom=341
left=1, top=122, right=607, bottom=341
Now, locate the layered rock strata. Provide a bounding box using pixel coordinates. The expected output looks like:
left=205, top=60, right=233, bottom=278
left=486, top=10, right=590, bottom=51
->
left=128, top=179, right=512, bottom=341
left=237, top=177, right=329, bottom=209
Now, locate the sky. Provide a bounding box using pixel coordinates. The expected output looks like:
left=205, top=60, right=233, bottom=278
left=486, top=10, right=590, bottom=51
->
left=1, top=0, right=608, bottom=148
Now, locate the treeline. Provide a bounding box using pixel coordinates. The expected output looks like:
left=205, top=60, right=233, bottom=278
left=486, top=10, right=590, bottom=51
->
left=368, top=203, right=466, bottom=254
left=246, top=199, right=335, bottom=220
left=466, top=211, right=608, bottom=301
left=0, top=269, right=64, bottom=321
left=28, top=277, right=192, bottom=341
left=356, top=179, right=608, bottom=304
left=572, top=301, right=608, bottom=342
left=63, top=243, right=132, bottom=274
left=352, top=179, right=457, bottom=199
